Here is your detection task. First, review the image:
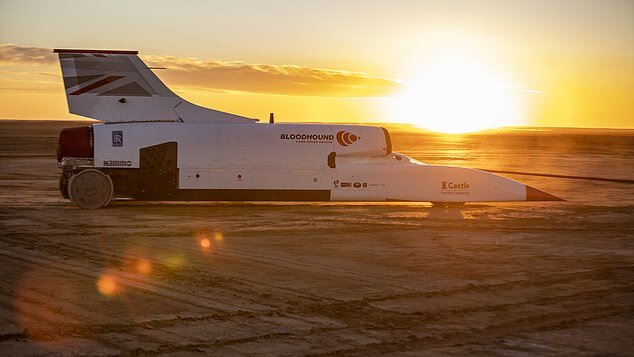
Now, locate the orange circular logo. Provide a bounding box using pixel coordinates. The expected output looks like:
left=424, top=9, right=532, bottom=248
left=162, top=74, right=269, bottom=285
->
left=336, top=131, right=359, bottom=146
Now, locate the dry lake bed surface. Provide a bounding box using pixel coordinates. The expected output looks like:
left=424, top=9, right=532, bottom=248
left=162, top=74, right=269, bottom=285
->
left=0, top=120, right=633, bottom=355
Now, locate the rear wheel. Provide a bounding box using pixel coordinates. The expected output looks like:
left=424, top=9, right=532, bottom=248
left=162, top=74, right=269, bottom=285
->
left=68, top=169, right=113, bottom=209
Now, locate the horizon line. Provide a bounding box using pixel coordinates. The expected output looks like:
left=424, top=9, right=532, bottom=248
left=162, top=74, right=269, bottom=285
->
left=0, top=118, right=632, bottom=132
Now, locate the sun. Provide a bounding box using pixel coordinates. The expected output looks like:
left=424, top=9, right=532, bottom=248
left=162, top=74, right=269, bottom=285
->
left=395, top=57, right=524, bottom=134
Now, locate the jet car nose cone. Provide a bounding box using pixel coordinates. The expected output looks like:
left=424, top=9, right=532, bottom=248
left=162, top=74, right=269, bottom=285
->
left=525, top=185, right=564, bottom=201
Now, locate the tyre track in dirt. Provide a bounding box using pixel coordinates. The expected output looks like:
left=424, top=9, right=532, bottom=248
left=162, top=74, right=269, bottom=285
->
left=6, top=231, right=632, bottom=354
left=1, top=227, right=427, bottom=303
left=2, top=200, right=633, bottom=354
left=0, top=248, right=258, bottom=313
left=0, top=241, right=351, bottom=352
left=280, top=272, right=634, bottom=355
left=0, top=232, right=345, bottom=307
left=4, top=223, right=631, bottom=315
left=319, top=299, right=634, bottom=355
left=0, top=248, right=300, bottom=352
left=1, top=225, right=525, bottom=312
left=6, top=232, right=632, bottom=354
left=0, top=273, right=195, bottom=351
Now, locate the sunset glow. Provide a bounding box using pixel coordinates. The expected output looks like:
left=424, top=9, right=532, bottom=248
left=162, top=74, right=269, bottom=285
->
left=0, top=1, right=632, bottom=129
left=396, top=57, right=523, bottom=133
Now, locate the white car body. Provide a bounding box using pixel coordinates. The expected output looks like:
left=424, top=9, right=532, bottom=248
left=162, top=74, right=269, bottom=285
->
left=53, top=49, right=560, bottom=208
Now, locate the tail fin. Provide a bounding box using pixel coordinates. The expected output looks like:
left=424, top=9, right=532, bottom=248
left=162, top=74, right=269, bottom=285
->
left=53, top=49, right=256, bottom=123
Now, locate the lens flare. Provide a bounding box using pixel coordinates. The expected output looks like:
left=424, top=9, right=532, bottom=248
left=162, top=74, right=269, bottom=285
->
left=136, top=259, right=152, bottom=275
left=97, top=274, right=119, bottom=296
left=200, top=238, right=211, bottom=248
left=165, top=254, right=185, bottom=268
left=213, top=232, right=223, bottom=242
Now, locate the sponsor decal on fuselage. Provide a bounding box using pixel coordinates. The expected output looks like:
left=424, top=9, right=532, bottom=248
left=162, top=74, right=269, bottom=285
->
left=280, top=133, right=334, bottom=144
left=334, top=180, right=368, bottom=189
left=336, top=131, right=360, bottom=147
left=103, top=160, right=132, bottom=167
left=279, top=130, right=361, bottom=146
left=112, top=131, right=123, bottom=147
left=441, top=181, right=470, bottom=195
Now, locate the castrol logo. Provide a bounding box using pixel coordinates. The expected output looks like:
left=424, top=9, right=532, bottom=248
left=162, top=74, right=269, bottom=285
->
left=336, top=130, right=360, bottom=147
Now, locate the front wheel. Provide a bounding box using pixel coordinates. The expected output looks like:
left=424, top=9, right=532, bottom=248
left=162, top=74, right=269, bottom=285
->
left=67, top=169, right=113, bottom=209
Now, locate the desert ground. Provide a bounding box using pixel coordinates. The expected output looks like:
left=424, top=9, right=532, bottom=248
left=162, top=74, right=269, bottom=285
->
left=0, top=120, right=633, bottom=355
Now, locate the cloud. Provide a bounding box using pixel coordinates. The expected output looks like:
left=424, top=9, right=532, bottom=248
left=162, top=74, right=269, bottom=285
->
left=0, top=44, right=398, bottom=97
left=0, top=43, right=56, bottom=66
left=0, top=69, right=60, bottom=93
left=0, top=43, right=398, bottom=97
left=143, top=55, right=400, bottom=97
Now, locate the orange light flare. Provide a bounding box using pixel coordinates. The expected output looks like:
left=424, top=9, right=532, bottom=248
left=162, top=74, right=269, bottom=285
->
left=195, top=229, right=224, bottom=252
left=200, top=237, right=211, bottom=249
left=120, top=254, right=154, bottom=276
left=136, top=259, right=152, bottom=275
left=13, top=266, right=80, bottom=344
left=96, top=273, right=121, bottom=297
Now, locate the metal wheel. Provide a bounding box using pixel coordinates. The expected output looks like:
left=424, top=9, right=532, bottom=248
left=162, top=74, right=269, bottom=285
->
left=67, top=169, right=113, bottom=209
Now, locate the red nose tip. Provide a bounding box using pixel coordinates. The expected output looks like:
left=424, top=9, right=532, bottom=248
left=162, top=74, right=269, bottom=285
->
left=525, top=185, right=564, bottom=201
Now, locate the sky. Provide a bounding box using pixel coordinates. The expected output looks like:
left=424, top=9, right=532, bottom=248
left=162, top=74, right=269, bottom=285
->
left=0, top=0, right=632, bottom=130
